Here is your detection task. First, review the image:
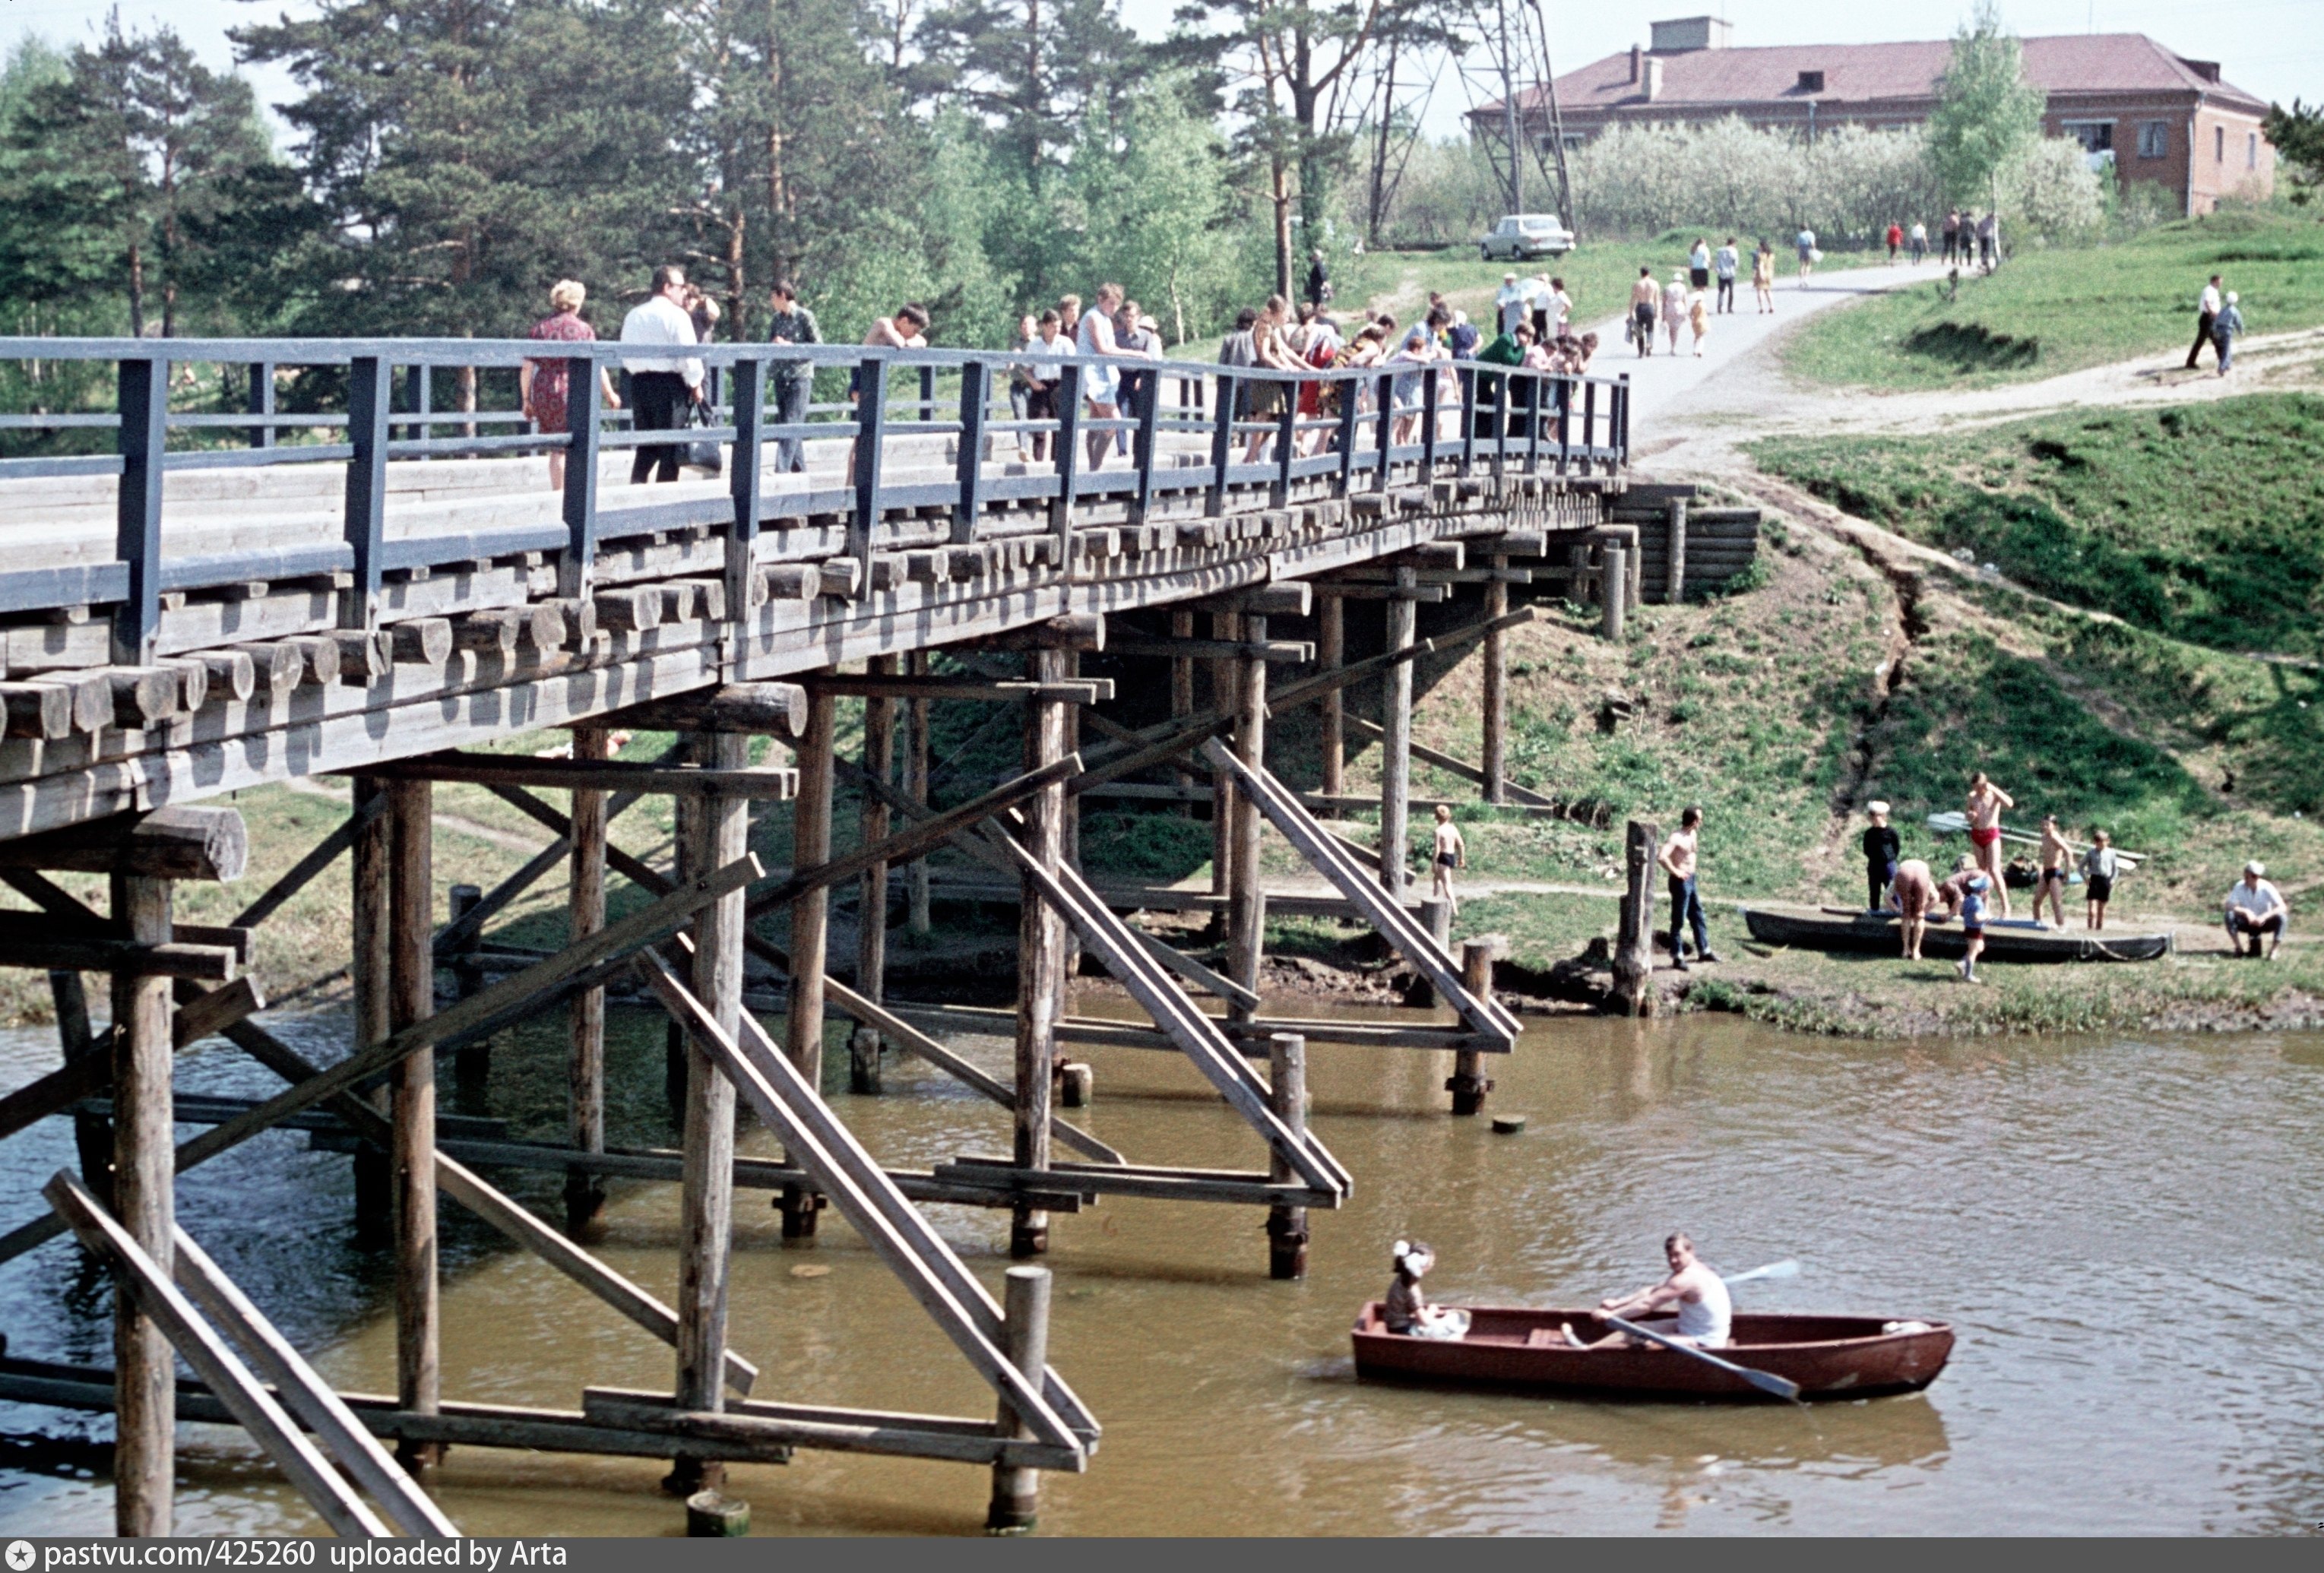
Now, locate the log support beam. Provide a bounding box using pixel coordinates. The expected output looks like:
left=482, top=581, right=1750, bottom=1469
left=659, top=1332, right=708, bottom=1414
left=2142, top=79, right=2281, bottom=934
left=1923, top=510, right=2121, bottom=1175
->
left=565, top=726, right=609, bottom=1237
left=1011, top=650, right=1068, bottom=1259
left=387, top=778, right=440, bottom=1471
left=1380, top=568, right=1417, bottom=899
left=852, top=657, right=896, bottom=1094
left=779, top=689, right=834, bottom=1242
left=111, top=872, right=175, bottom=1536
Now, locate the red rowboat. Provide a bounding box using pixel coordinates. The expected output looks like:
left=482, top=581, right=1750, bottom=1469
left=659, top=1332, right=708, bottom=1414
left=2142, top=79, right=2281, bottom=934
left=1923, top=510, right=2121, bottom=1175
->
left=1351, top=1304, right=1954, bottom=1401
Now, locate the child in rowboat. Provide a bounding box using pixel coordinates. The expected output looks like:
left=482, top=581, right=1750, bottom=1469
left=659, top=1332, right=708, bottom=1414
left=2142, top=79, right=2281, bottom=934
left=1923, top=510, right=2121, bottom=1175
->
left=1565, top=1231, right=1732, bottom=1350
left=1382, top=1240, right=1470, bottom=1340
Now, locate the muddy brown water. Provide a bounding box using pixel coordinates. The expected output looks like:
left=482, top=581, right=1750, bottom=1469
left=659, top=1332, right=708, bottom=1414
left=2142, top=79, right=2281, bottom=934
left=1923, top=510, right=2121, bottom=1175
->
left=0, top=996, right=2318, bottom=1536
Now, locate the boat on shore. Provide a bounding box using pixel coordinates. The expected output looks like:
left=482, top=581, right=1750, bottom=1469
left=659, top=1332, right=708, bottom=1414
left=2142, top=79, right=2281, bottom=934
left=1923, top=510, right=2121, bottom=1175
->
left=1741, top=907, right=2172, bottom=963
left=1351, top=1306, right=1953, bottom=1401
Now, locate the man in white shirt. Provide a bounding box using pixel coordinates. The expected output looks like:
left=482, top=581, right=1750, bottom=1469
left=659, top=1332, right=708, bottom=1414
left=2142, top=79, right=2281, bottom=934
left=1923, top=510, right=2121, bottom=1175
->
left=619, top=264, right=704, bottom=485
left=2225, top=861, right=2288, bottom=958
left=2186, top=274, right=2224, bottom=371
left=1713, top=237, right=1740, bottom=315
left=1496, top=274, right=1528, bottom=337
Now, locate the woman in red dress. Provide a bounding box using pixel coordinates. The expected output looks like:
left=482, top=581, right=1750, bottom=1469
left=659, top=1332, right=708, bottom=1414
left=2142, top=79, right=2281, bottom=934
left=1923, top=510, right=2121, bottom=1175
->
left=521, top=280, right=622, bottom=492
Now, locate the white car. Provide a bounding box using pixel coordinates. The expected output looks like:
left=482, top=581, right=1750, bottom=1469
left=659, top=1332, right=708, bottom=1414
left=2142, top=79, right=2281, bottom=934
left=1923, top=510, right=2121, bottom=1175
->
left=1479, top=214, right=1575, bottom=261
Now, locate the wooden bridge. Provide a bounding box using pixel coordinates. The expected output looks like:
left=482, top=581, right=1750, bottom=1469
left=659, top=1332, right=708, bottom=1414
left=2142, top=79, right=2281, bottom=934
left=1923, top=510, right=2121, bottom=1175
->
left=0, top=334, right=1632, bottom=1537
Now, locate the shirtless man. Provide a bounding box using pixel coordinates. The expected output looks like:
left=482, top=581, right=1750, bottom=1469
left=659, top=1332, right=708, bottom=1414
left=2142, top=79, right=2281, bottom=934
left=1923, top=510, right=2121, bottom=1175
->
left=845, top=301, right=929, bottom=477
left=1966, top=772, right=2016, bottom=918
left=1887, top=856, right=1939, bottom=959
left=1430, top=804, right=1465, bottom=919
left=1936, top=855, right=1980, bottom=919
left=2032, top=814, right=2072, bottom=929
left=1565, top=1232, right=1732, bottom=1350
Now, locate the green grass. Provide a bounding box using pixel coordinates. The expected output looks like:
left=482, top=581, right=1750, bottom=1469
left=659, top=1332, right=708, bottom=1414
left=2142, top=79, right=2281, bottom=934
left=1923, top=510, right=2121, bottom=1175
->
left=1751, top=392, right=2324, bottom=661
left=1781, top=209, right=2324, bottom=390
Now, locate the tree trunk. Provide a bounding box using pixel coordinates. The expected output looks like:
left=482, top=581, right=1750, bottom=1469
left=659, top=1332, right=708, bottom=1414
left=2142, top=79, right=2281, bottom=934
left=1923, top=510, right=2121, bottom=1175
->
left=1271, top=156, right=1294, bottom=301
left=126, top=239, right=145, bottom=340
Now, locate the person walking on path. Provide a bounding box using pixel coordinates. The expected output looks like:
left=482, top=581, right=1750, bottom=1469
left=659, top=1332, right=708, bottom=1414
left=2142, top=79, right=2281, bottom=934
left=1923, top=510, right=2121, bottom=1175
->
left=2082, top=828, right=2120, bottom=931
left=763, top=280, right=822, bottom=475
left=2186, top=274, right=2224, bottom=369
left=1306, top=248, right=1332, bottom=310
left=618, top=264, right=703, bottom=486
left=1752, top=241, right=1776, bottom=313
left=1430, top=805, right=1466, bottom=919
left=2212, top=291, right=2245, bottom=374
left=1629, top=267, right=1660, bottom=356
left=2033, top=814, right=2072, bottom=929
left=1860, top=801, right=1900, bottom=912
left=1965, top=771, right=2016, bottom=918
left=1908, top=220, right=1928, bottom=264
left=1687, top=287, right=1709, bottom=358
left=1689, top=237, right=1711, bottom=290
left=1795, top=226, right=1819, bottom=284
left=522, top=279, right=621, bottom=493
left=1659, top=805, right=1718, bottom=970
left=1888, top=857, right=1937, bottom=959
left=1714, top=237, right=1739, bottom=314
left=1977, top=210, right=1999, bottom=272
left=1941, top=208, right=1961, bottom=265
left=1885, top=221, right=1904, bottom=264
left=1544, top=275, right=1572, bottom=340
left=2226, top=862, right=2288, bottom=957
left=1661, top=271, right=1688, bottom=355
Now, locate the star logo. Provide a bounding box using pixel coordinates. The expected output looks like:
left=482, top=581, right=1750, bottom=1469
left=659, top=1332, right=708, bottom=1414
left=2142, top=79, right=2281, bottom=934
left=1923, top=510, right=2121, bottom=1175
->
left=6, top=1540, right=34, bottom=1571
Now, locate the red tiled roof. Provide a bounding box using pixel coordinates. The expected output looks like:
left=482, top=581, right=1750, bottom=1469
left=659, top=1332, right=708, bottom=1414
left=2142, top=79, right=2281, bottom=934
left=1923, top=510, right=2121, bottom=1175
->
left=1490, top=33, right=2265, bottom=118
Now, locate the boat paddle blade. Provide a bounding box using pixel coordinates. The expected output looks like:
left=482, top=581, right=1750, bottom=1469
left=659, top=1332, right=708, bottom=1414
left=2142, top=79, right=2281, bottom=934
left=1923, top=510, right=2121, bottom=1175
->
left=1725, top=1259, right=1800, bottom=1286
left=1924, top=812, right=1968, bottom=835
left=1602, top=1313, right=1804, bottom=1403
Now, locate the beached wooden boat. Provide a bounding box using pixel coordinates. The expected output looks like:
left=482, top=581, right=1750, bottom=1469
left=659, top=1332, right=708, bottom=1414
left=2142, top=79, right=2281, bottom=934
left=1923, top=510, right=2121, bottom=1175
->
left=1351, top=1306, right=1953, bottom=1401
left=1741, top=907, right=2171, bottom=963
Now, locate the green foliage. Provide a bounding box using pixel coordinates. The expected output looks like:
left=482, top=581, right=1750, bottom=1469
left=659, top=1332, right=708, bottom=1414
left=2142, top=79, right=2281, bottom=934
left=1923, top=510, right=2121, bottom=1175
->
left=2262, top=99, right=2324, bottom=206
left=1926, top=0, right=2046, bottom=209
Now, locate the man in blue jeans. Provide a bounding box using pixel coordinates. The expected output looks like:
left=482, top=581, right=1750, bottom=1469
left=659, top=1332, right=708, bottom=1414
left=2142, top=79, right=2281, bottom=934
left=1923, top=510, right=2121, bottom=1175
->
left=1659, top=805, right=1719, bottom=970
left=764, top=280, right=822, bottom=473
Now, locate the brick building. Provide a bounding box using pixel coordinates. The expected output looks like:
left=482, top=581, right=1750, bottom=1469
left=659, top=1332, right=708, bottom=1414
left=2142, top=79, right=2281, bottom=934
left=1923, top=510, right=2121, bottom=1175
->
left=1476, top=17, right=2275, bottom=215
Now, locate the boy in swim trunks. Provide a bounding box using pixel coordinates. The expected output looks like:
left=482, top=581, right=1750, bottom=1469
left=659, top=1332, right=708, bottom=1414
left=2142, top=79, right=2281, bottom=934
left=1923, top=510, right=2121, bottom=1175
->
left=1966, top=772, right=2015, bottom=918
left=1430, top=804, right=1465, bottom=919
left=2033, top=813, right=2072, bottom=929
left=1887, top=857, right=1937, bottom=958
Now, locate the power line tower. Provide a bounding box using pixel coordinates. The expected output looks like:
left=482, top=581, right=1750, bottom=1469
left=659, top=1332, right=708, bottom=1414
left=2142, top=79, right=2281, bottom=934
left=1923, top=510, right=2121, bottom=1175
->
left=1457, top=0, right=1575, bottom=230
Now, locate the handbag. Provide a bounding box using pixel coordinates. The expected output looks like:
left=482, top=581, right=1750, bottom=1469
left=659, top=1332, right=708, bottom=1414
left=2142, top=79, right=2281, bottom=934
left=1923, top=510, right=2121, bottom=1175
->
left=680, top=400, right=723, bottom=476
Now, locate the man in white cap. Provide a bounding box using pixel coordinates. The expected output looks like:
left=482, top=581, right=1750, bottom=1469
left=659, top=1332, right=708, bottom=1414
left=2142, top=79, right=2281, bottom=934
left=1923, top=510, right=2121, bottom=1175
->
left=2225, top=862, right=2288, bottom=957
left=1382, top=1239, right=1469, bottom=1339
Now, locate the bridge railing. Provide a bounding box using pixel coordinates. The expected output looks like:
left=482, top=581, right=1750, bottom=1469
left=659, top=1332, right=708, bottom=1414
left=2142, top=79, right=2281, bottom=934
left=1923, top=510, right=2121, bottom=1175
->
left=0, top=337, right=1628, bottom=666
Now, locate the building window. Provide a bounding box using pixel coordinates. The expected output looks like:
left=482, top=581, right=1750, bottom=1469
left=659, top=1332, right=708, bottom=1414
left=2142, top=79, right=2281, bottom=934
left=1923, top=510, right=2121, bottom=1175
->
left=2061, top=120, right=2113, bottom=153
left=2215, top=124, right=2225, bottom=162
left=2139, top=120, right=2170, bottom=158
left=2250, top=131, right=2259, bottom=169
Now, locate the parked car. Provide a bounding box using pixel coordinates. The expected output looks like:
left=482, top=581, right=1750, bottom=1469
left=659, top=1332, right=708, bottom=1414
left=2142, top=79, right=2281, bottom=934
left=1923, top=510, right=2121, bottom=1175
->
left=1479, top=214, right=1575, bottom=261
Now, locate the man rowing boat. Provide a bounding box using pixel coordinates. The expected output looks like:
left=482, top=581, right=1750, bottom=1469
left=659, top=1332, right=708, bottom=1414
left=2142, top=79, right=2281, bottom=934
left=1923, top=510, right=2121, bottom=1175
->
left=1565, top=1232, right=1732, bottom=1350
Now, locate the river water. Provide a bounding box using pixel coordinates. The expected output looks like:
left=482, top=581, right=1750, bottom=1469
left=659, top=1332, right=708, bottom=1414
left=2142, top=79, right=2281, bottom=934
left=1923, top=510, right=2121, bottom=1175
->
left=0, top=1000, right=2318, bottom=1537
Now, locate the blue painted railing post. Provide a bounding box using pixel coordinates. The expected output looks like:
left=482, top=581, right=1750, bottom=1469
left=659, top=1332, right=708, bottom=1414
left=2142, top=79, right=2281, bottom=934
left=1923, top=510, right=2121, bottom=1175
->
left=1271, top=380, right=1296, bottom=508
left=1206, top=374, right=1236, bottom=517
left=1616, top=373, right=1632, bottom=465
left=1526, top=373, right=1544, bottom=473
left=919, top=364, right=938, bottom=426
left=1457, top=366, right=1477, bottom=475
left=1420, top=369, right=1439, bottom=479
left=849, top=356, right=888, bottom=584
left=409, top=364, right=432, bottom=445
left=727, top=357, right=764, bottom=627
left=1050, top=363, right=1084, bottom=553
left=1490, top=373, right=1510, bottom=482
left=1129, top=368, right=1160, bottom=524
left=1372, top=371, right=1394, bottom=495
left=246, top=361, right=274, bottom=449
left=1334, top=375, right=1360, bottom=495
left=342, top=356, right=391, bottom=631
left=112, top=356, right=168, bottom=665
left=559, top=356, right=601, bottom=600
left=1557, top=378, right=1572, bottom=473
left=1582, top=379, right=1598, bottom=475
left=953, top=359, right=989, bottom=545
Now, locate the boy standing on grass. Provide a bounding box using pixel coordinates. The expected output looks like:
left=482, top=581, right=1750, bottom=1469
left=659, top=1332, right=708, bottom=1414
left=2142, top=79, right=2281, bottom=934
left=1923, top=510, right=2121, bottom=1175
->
left=1861, top=801, right=1900, bottom=911
left=2082, top=829, right=2120, bottom=931
left=1659, top=806, right=1718, bottom=971
left=1958, top=874, right=1990, bottom=983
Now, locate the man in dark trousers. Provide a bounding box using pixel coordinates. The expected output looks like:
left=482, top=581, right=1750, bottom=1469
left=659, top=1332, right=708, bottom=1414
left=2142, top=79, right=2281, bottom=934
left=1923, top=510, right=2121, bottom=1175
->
left=1658, top=805, right=1718, bottom=970
left=1306, top=248, right=1331, bottom=310
left=618, top=264, right=703, bottom=484
left=764, top=280, right=822, bottom=473
left=2186, top=274, right=2223, bottom=370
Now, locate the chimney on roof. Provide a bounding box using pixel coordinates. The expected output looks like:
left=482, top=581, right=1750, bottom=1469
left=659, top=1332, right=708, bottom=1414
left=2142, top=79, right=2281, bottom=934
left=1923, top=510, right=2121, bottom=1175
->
left=1629, top=43, right=1642, bottom=84
left=1643, top=56, right=1665, bottom=101
left=1649, top=16, right=1730, bottom=53
left=2180, top=56, right=2221, bottom=83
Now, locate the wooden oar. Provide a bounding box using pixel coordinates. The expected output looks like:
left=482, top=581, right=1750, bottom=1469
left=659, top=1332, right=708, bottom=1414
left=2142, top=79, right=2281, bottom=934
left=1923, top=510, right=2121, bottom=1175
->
left=1602, top=1313, right=1803, bottom=1402
left=1924, top=812, right=2147, bottom=865
left=1723, top=1259, right=1798, bottom=1287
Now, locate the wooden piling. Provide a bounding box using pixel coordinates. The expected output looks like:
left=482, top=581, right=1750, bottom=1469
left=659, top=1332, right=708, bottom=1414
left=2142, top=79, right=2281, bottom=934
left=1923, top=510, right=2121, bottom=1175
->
left=565, top=725, right=608, bottom=1236
left=780, top=688, right=834, bottom=1241
left=448, top=883, right=487, bottom=1105
left=386, top=777, right=440, bottom=1469
left=1480, top=565, right=1508, bottom=805
left=349, top=777, right=391, bottom=1242
left=1012, top=649, right=1068, bottom=1259
left=1208, top=611, right=1237, bottom=905
left=1317, top=592, right=1344, bottom=799
left=1614, top=819, right=1658, bottom=1016
left=1227, top=616, right=1268, bottom=1027
left=1380, top=568, right=1415, bottom=897
left=49, top=970, right=109, bottom=1207
left=1170, top=608, right=1197, bottom=805
left=1448, top=940, right=1502, bottom=1116
left=984, top=1265, right=1053, bottom=1533
left=1664, top=498, right=1688, bottom=606
left=853, top=656, right=896, bottom=1094
left=904, top=650, right=932, bottom=938
left=1059, top=649, right=1083, bottom=1014
left=1266, top=1033, right=1309, bottom=1280
left=1602, top=546, right=1627, bottom=642
left=111, top=872, right=174, bottom=1536
left=671, top=730, right=746, bottom=1493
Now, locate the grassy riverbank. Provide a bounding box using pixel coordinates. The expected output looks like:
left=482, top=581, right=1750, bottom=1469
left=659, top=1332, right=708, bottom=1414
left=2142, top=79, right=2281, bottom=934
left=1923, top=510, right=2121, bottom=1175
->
left=1779, top=210, right=2324, bottom=390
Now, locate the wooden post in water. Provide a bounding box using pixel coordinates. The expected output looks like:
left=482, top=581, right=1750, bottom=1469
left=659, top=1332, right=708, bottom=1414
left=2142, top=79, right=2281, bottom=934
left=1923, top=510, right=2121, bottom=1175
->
left=1208, top=611, right=1238, bottom=912
left=1059, top=648, right=1083, bottom=1012
left=780, top=688, right=835, bottom=1241
left=1266, top=1032, right=1309, bottom=1280
left=387, top=777, right=441, bottom=1469
left=566, top=725, right=609, bottom=1236
left=853, top=655, right=896, bottom=1094
left=1448, top=938, right=1503, bottom=1116
left=670, top=730, right=746, bottom=1495
left=111, top=872, right=174, bottom=1535
left=1613, top=818, right=1658, bottom=1017
left=1414, top=897, right=1452, bottom=1007
left=48, top=970, right=109, bottom=1207
left=904, top=650, right=932, bottom=938
left=983, top=1265, right=1053, bottom=1533
left=1227, top=616, right=1268, bottom=1027
left=448, top=882, right=487, bottom=1106
left=1012, top=648, right=1068, bottom=1259
left=1317, top=591, right=1345, bottom=799
left=350, top=777, right=391, bottom=1242
left=1481, top=563, right=1509, bottom=805
left=1170, top=608, right=1197, bottom=806
left=1380, top=567, right=1416, bottom=898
